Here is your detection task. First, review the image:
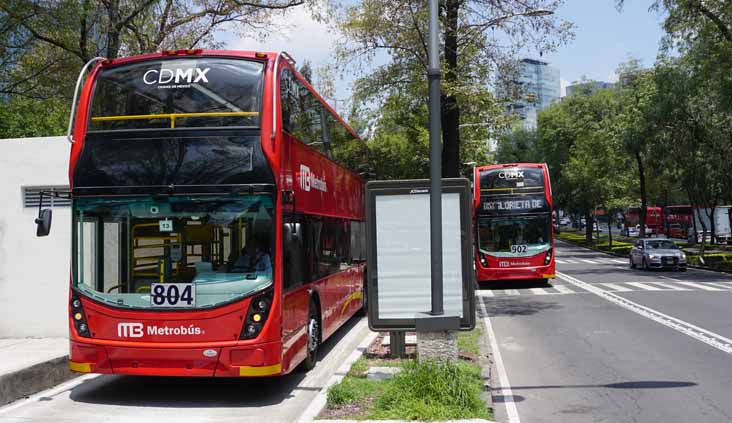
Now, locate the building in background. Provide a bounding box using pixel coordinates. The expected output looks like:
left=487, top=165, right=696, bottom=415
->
left=505, top=58, right=561, bottom=130
left=566, top=80, right=615, bottom=97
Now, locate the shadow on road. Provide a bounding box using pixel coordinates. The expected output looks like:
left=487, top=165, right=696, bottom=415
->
left=69, top=315, right=363, bottom=408
left=500, top=380, right=697, bottom=391
left=481, top=297, right=562, bottom=317
left=478, top=279, right=551, bottom=290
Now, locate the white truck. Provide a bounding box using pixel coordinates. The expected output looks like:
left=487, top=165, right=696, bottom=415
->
left=692, top=206, right=732, bottom=244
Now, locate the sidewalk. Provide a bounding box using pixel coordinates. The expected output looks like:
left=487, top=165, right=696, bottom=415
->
left=0, top=337, right=73, bottom=406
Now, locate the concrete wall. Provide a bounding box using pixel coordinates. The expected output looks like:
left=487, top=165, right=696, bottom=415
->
left=0, top=137, right=71, bottom=337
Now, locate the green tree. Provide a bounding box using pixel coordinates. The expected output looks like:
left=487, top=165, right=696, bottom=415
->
left=336, top=0, right=573, bottom=177
left=495, top=129, right=542, bottom=164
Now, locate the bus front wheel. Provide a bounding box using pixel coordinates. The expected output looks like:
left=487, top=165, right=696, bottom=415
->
left=301, top=300, right=320, bottom=371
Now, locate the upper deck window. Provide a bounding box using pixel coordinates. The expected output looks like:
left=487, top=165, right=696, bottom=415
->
left=89, top=58, right=264, bottom=131
left=479, top=167, right=545, bottom=195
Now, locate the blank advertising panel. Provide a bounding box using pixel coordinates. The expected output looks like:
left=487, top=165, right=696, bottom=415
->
left=366, top=179, right=475, bottom=331
left=375, top=193, right=463, bottom=319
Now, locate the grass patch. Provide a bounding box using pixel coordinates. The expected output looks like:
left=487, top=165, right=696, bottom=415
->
left=322, top=327, right=490, bottom=421
left=369, top=361, right=490, bottom=421
left=458, top=322, right=482, bottom=358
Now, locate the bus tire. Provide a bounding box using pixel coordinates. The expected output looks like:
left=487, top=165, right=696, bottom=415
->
left=301, top=300, right=320, bottom=371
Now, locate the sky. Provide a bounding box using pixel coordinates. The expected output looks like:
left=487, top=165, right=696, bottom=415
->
left=226, top=0, right=669, bottom=99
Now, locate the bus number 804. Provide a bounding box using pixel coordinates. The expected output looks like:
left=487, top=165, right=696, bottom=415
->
left=150, top=283, right=195, bottom=308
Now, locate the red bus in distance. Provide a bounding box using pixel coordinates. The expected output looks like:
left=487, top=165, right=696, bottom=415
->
left=663, top=205, right=693, bottom=239
left=473, top=163, right=555, bottom=283
left=64, top=50, right=368, bottom=377
left=625, top=206, right=663, bottom=236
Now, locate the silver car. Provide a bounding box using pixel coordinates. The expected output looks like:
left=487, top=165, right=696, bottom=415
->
left=629, top=239, right=687, bottom=271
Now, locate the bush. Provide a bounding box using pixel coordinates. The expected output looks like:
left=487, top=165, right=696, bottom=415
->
left=371, top=360, right=489, bottom=421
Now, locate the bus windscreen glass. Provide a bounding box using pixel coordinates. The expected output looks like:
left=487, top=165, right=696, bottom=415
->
left=477, top=215, right=551, bottom=257
left=72, top=194, right=274, bottom=309
left=89, top=58, right=264, bottom=130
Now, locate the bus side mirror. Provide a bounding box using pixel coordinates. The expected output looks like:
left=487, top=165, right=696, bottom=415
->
left=35, top=209, right=53, bottom=237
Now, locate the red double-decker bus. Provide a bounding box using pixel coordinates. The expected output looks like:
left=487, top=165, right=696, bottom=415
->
left=624, top=206, right=663, bottom=235
left=56, top=50, right=368, bottom=377
left=473, top=163, right=555, bottom=283
left=663, top=205, right=693, bottom=239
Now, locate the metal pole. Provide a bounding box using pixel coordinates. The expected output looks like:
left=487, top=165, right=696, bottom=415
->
left=428, top=0, right=443, bottom=315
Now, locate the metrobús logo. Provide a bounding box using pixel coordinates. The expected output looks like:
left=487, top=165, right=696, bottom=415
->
left=498, top=169, right=524, bottom=179
left=117, top=322, right=204, bottom=338
left=143, top=65, right=210, bottom=89
left=299, top=164, right=328, bottom=193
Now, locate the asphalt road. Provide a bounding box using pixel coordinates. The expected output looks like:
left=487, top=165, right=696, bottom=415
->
left=0, top=316, right=370, bottom=423
left=482, top=240, right=732, bottom=423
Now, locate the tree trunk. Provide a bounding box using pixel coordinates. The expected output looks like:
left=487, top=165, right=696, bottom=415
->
left=635, top=151, right=647, bottom=238
left=585, top=210, right=593, bottom=243
left=440, top=0, right=460, bottom=178
left=607, top=208, right=613, bottom=248
left=106, top=0, right=122, bottom=59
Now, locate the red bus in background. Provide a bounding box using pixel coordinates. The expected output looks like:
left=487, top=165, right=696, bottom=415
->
left=663, top=205, right=693, bottom=239
left=61, top=50, right=368, bottom=377
left=625, top=206, right=663, bottom=235
left=473, top=163, right=555, bottom=283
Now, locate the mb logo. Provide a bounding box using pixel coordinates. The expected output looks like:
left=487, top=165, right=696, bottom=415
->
left=118, top=322, right=144, bottom=338
left=300, top=164, right=311, bottom=192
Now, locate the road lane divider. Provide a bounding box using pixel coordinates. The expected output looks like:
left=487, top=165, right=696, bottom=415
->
left=557, top=272, right=732, bottom=356
left=479, top=299, right=521, bottom=423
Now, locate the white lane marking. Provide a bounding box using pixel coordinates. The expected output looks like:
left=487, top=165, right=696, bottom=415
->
left=555, top=259, right=566, bottom=264
left=504, top=289, right=521, bottom=296
left=612, top=259, right=627, bottom=264
left=553, top=285, right=576, bottom=294
left=562, top=259, right=577, bottom=264
left=0, top=374, right=98, bottom=415
left=478, top=290, right=495, bottom=297
left=599, top=283, right=632, bottom=292
left=597, top=259, right=616, bottom=264
left=557, top=272, right=732, bottom=356
left=668, top=281, right=724, bottom=292
left=479, top=299, right=521, bottom=423
left=649, top=282, right=691, bottom=291
left=530, top=288, right=551, bottom=295
left=580, top=259, right=599, bottom=264
left=706, top=282, right=732, bottom=290
left=626, top=282, right=663, bottom=291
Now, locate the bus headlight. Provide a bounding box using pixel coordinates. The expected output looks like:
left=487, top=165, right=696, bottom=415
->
left=70, top=295, right=91, bottom=338
left=240, top=290, right=273, bottom=340
left=479, top=253, right=488, bottom=267
left=544, top=248, right=553, bottom=265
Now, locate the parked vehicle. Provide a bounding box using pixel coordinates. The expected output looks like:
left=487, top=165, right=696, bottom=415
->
left=629, top=239, right=687, bottom=271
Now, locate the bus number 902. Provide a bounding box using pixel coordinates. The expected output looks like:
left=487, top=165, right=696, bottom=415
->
left=150, top=283, right=195, bottom=308
left=510, top=245, right=528, bottom=253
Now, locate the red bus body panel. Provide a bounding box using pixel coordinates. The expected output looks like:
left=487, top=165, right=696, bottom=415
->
left=67, top=50, right=365, bottom=377
left=473, top=163, right=555, bottom=283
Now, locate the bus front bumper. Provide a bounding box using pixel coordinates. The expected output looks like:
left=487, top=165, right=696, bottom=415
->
left=69, top=340, right=283, bottom=377
left=476, top=263, right=555, bottom=282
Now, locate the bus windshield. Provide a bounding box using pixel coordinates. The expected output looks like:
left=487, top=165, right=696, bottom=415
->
left=88, top=58, right=264, bottom=130
left=478, top=215, right=551, bottom=257
left=72, top=194, right=274, bottom=309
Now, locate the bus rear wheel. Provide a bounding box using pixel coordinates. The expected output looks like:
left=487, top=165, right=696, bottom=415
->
left=301, top=301, right=320, bottom=371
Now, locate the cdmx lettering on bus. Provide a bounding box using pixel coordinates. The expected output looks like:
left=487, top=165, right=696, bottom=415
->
left=143, top=67, right=210, bottom=85
left=498, top=169, right=525, bottom=179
